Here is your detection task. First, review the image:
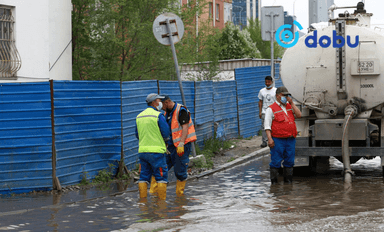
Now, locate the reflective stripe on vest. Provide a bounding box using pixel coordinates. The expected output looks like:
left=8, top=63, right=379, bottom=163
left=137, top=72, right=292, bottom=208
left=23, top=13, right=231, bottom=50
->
left=270, top=102, right=297, bottom=138
left=169, top=103, right=197, bottom=147
left=136, top=108, right=166, bottom=153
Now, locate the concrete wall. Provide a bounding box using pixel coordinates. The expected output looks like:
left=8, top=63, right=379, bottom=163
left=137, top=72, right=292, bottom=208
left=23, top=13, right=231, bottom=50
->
left=180, top=58, right=281, bottom=81
left=1, top=0, right=72, bottom=82
left=49, top=0, right=72, bottom=81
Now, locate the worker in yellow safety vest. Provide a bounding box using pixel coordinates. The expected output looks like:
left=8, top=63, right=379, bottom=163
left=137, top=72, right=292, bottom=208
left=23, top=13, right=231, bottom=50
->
left=149, top=95, right=197, bottom=196
left=135, top=93, right=171, bottom=200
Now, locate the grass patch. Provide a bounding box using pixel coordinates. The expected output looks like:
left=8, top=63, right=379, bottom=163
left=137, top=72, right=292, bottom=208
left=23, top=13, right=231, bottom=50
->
left=227, top=157, right=235, bottom=162
left=78, top=162, right=133, bottom=187
left=196, top=135, right=234, bottom=169
left=93, top=163, right=115, bottom=184
left=79, top=169, right=90, bottom=186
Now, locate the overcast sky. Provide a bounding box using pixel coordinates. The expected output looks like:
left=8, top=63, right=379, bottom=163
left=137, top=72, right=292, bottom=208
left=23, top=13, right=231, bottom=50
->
left=261, top=0, right=384, bottom=33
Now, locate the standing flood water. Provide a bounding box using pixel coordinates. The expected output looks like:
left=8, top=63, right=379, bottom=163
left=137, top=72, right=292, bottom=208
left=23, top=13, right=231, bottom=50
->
left=1, top=155, right=384, bottom=231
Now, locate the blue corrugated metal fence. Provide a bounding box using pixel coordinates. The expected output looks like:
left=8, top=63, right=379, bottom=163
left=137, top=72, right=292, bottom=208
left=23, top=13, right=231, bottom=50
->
left=53, top=81, right=122, bottom=186
left=213, top=81, right=239, bottom=140
left=0, top=68, right=284, bottom=194
left=122, top=80, right=158, bottom=169
left=0, top=82, right=52, bottom=194
left=235, top=64, right=281, bottom=138
left=159, top=81, right=195, bottom=122
left=194, top=81, right=214, bottom=146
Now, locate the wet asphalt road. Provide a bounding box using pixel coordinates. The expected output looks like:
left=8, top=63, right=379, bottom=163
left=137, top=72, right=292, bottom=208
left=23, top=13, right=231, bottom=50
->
left=1, top=155, right=384, bottom=231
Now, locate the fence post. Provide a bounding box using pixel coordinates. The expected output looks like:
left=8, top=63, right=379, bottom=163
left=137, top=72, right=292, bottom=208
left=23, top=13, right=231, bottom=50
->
left=118, top=80, right=128, bottom=176
left=50, top=80, right=61, bottom=191
left=234, top=72, right=241, bottom=138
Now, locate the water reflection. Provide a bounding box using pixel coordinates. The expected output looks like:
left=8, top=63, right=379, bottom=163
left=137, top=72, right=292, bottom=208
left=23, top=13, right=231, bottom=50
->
left=2, top=156, right=384, bottom=231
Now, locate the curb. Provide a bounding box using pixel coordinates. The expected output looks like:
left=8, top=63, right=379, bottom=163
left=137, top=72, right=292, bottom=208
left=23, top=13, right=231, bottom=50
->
left=190, top=147, right=270, bottom=181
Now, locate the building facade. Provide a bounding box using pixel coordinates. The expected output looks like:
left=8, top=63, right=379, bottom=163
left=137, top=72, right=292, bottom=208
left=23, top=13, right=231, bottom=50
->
left=0, top=0, right=72, bottom=83
left=191, top=0, right=233, bottom=29
left=284, top=11, right=296, bottom=36
left=232, top=0, right=261, bottom=29
left=309, top=0, right=334, bottom=26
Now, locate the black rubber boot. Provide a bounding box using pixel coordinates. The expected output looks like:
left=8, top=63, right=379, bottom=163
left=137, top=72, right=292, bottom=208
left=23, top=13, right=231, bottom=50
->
left=283, top=167, right=293, bottom=183
left=270, top=168, right=279, bottom=184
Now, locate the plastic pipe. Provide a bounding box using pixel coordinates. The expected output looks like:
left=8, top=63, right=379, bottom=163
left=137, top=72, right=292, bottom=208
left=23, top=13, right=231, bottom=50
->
left=342, top=108, right=355, bottom=184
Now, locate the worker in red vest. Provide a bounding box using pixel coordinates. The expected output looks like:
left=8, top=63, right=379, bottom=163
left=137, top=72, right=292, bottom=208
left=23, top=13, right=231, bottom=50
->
left=264, top=86, right=302, bottom=184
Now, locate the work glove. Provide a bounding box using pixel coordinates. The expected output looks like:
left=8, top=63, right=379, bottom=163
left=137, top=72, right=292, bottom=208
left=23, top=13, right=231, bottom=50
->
left=176, top=142, right=185, bottom=157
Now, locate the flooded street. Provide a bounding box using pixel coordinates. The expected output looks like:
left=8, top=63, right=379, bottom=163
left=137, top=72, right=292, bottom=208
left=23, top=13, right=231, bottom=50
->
left=1, top=155, right=384, bottom=231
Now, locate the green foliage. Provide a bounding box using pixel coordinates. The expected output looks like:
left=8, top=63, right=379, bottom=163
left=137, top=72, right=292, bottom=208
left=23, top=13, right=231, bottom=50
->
left=246, top=19, right=285, bottom=59
left=134, top=163, right=140, bottom=172
left=178, top=4, right=224, bottom=81
left=192, top=157, right=206, bottom=169
left=93, top=163, right=116, bottom=184
left=118, top=173, right=131, bottom=181
left=79, top=163, right=131, bottom=186
left=72, top=0, right=97, bottom=80
left=196, top=136, right=233, bottom=169
left=72, top=0, right=221, bottom=81
left=80, top=169, right=90, bottom=186
left=216, top=22, right=260, bottom=60
left=227, top=157, right=235, bottom=162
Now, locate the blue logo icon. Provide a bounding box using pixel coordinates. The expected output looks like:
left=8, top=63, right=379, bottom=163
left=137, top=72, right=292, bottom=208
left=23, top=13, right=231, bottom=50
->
left=276, top=20, right=303, bottom=48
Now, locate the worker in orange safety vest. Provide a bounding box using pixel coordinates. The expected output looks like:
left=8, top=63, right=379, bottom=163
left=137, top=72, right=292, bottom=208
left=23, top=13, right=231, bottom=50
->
left=149, top=95, right=197, bottom=196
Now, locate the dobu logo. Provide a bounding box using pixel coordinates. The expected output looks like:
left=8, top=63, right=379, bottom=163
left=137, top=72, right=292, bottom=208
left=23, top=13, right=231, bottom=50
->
left=276, top=21, right=303, bottom=48
left=305, top=30, right=359, bottom=48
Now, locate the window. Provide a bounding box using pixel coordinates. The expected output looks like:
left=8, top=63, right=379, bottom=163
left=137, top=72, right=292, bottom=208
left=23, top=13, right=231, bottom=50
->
left=216, top=4, right=219, bottom=20
left=0, top=6, right=21, bottom=79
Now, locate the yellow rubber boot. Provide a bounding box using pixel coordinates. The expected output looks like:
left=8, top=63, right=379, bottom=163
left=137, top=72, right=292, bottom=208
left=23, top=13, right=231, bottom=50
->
left=138, top=182, right=147, bottom=198
left=157, top=183, right=167, bottom=200
left=149, top=176, right=158, bottom=194
left=176, top=180, right=186, bottom=196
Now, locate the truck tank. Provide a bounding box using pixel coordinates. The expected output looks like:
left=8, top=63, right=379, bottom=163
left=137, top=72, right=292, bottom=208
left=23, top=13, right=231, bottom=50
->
left=280, top=2, right=384, bottom=178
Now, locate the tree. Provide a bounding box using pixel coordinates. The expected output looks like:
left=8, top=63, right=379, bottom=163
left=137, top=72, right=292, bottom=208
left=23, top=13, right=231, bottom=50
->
left=72, top=0, right=97, bottom=80
left=177, top=2, right=224, bottom=81
left=216, top=22, right=260, bottom=60
left=72, top=0, right=222, bottom=81
left=246, top=19, right=285, bottom=59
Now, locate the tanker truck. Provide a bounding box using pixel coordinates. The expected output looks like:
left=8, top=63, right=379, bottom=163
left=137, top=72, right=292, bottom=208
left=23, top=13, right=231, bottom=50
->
left=280, top=2, right=384, bottom=179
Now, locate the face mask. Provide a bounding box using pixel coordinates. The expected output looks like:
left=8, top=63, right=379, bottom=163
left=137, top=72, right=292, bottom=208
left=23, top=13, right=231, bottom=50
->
left=265, top=84, right=272, bottom=89
left=156, top=102, right=163, bottom=111
left=280, top=96, right=287, bottom=104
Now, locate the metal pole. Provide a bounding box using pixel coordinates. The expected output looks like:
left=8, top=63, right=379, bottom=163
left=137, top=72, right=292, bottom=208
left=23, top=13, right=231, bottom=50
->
left=165, top=19, right=197, bottom=157
left=50, top=80, right=61, bottom=191
left=50, top=80, right=57, bottom=189
left=165, top=19, right=187, bottom=106
left=270, top=12, right=275, bottom=82
left=119, top=80, right=125, bottom=176
left=213, top=0, right=216, bottom=27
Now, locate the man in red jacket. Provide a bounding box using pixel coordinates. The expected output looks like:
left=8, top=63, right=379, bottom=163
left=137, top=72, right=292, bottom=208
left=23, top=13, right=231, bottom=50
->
left=264, top=86, right=302, bottom=184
